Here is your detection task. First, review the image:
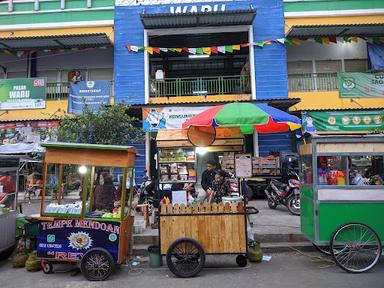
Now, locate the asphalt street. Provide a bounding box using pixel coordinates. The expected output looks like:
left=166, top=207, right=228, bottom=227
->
left=1, top=252, right=383, bottom=288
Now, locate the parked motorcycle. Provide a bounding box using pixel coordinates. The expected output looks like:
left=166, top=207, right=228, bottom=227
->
left=264, top=171, right=301, bottom=216
left=135, top=174, right=156, bottom=215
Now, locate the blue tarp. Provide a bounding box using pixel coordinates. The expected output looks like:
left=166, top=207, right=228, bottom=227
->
left=367, top=43, right=384, bottom=71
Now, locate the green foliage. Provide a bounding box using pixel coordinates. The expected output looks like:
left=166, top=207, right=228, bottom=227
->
left=57, top=104, right=144, bottom=145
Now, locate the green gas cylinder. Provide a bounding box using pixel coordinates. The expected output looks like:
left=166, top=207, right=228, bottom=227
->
left=248, top=241, right=263, bottom=263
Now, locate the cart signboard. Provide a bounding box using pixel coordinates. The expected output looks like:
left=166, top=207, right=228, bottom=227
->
left=235, top=154, right=252, bottom=178
left=37, top=219, right=121, bottom=262
left=0, top=78, right=46, bottom=110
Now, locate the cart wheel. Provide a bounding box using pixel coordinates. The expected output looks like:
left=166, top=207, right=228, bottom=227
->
left=287, top=195, right=300, bottom=216
left=267, top=199, right=277, bottom=209
left=331, top=223, right=382, bottom=273
left=80, top=248, right=115, bottom=281
left=166, top=238, right=205, bottom=278
left=312, top=243, right=332, bottom=256
left=236, top=255, right=247, bottom=267
left=41, top=260, right=53, bottom=274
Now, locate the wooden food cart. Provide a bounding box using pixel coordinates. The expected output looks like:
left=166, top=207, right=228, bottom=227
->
left=300, top=135, right=384, bottom=273
left=160, top=202, right=258, bottom=278
left=35, top=143, right=136, bottom=281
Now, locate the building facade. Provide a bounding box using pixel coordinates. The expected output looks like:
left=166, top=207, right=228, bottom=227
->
left=284, top=0, right=384, bottom=134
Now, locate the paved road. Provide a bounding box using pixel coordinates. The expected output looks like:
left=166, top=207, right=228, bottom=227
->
left=1, top=252, right=383, bottom=288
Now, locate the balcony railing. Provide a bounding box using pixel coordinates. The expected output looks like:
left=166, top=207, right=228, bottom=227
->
left=288, top=73, right=338, bottom=92
left=46, top=81, right=113, bottom=100
left=150, top=75, right=251, bottom=97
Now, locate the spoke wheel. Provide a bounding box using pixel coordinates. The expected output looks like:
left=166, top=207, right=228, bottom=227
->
left=81, top=248, right=115, bottom=281
left=166, top=238, right=205, bottom=278
left=331, top=223, right=382, bottom=273
left=312, top=243, right=332, bottom=256
left=287, top=195, right=300, bottom=216
left=267, top=199, right=277, bottom=209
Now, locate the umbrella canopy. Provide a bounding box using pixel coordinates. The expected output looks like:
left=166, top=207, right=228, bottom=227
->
left=182, top=103, right=301, bottom=134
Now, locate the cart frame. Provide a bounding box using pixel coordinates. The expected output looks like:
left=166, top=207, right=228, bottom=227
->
left=300, top=135, right=384, bottom=272
left=34, top=142, right=137, bottom=281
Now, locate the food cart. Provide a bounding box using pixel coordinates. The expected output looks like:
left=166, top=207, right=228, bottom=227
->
left=156, top=127, right=258, bottom=277
left=0, top=156, right=19, bottom=254
left=34, top=143, right=137, bottom=281
left=300, top=135, right=384, bottom=273
left=159, top=202, right=258, bottom=278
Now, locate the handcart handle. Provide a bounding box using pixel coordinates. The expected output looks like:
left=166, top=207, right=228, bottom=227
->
left=245, top=206, right=259, bottom=215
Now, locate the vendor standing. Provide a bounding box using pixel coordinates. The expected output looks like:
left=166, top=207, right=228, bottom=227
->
left=201, top=160, right=217, bottom=192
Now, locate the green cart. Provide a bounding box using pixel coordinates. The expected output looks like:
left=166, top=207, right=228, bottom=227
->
left=300, top=135, right=384, bottom=273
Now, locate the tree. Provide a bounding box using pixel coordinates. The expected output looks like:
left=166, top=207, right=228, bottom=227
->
left=57, top=104, right=144, bottom=145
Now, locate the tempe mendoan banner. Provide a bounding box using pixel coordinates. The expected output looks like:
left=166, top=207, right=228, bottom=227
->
left=302, top=110, right=384, bottom=133
left=37, top=219, right=121, bottom=262
left=338, top=72, right=384, bottom=98
left=0, top=78, right=46, bottom=110
left=68, top=81, right=111, bottom=114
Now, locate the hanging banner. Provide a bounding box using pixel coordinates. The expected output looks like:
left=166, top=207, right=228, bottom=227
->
left=338, top=72, right=384, bottom=98
left=0, top=78, right=46, bottom=110
left=68, top=81, right=111, bottom=115
left=302, top=110, right=383, bottom=133
left=142, top=106, right=213, bottom=132
left=0, top=120, right=59, bottom=144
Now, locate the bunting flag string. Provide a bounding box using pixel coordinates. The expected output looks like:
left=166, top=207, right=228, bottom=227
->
left=126, top=36, right=384, bottom=55
left=0, top=45, right=113, bottom=57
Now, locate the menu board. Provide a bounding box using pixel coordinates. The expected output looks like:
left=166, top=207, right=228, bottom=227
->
left=235, top=154, right=252, bottom=178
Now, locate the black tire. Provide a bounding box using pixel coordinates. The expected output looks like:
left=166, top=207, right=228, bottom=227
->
left=287, top=195, right=300, bottom=216
left=236, top=255, right=247, bottom=267
left=312, top=243, right=332, bottom=256
left=166, top=238, right=205, bottom=278
left=80, top=248, right=115, bottom=281
left=41, top=260, right=53, bottom=274
left=267, top=199, right=277, bottom=209
left=331, top=223, right=382, bottom=273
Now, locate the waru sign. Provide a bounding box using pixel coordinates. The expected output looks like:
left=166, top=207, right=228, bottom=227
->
left=170, top=4, right=225, bottom=13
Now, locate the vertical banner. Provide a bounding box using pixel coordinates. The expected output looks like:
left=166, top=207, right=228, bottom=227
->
left=338, top=72, right=384, bottom=98
left=0, top=78, right=46, bottom=110
left=68, top=81, right=111, bottom=114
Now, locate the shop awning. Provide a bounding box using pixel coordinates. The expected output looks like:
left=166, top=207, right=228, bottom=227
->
left=0, top=33, right=112, bottom=51
left=287, top=23, right=384, bottom=37
left=140, top=9, right=256, bottom=29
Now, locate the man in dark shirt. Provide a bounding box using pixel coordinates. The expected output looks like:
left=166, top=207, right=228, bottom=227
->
left=201, top=160, right=216, bottom=192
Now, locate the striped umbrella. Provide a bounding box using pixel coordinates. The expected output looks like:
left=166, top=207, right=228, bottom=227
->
left=182, top=103, right=301, bottom=135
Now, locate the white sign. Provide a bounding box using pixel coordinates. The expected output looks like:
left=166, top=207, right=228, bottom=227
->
left=142, top=106, right=213, bottom=132
left=235, top=154, right=252, bottom=178
left=116, top=0, right=231, bottom=6
left=172, top=190, right=187, bottom=205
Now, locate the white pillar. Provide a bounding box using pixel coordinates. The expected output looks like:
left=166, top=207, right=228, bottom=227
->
left=144, top=29, right=149, bottom=104
left=248, top=25, right=256, bottom=100
left=145, top=132, right=150, bottom=176
left=253, top=131, right=259, bottom=157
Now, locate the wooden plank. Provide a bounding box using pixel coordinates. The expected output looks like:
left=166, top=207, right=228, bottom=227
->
left=157, top=140, right=193, bottom=148
left=156, top=129, right=188, bottom=141
left=212, top=139, right=244, bottom=146
left=45, top=147, right=135, bottom=167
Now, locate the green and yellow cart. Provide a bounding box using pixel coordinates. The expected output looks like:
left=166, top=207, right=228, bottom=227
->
left=300, top=135, right=384, bottom=273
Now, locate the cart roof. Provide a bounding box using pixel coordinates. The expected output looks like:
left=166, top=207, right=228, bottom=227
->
left=41, top=142, right=137, bottom=152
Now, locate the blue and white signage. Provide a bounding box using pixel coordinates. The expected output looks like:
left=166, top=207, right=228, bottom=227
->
left=68, top=81, right=111, bottom=115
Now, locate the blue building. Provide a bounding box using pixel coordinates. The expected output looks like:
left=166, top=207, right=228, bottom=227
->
left=114, top=0, right=297, bottom=176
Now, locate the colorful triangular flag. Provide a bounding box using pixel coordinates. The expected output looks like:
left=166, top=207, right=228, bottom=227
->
left=211, top=46, right=218, bottom=54
left=255, top=42, right=265, bottom=48
left=291, top=38, right=301, bottom=45
left=284, top=38, right=293, bottom=45
left=153, top=47, right=160, bottom=54
left=218, top=46, right=226, bottom=54
left=146, top=47, right=153, bottom=54
left=225, top=45, right=233, bottom=53
left=160, top=47, right=168, bottom=52
left=175, top=48, right=182, bottom=52
left=196, top=47, right=203, bottom=54
left=188, top=48, right=196, bottom=54
left=232, top=44, right=240, bottom=51
left=329, top=37, right=337, bottom=44
left=276, top=38, right=285, bottom=45
left=203, top=47, right=211, bottom=55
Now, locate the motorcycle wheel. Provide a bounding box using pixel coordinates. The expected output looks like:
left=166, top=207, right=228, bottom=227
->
left=267, top=199, right=277, bottom=209
left=287, top=195, right=300, bottom=216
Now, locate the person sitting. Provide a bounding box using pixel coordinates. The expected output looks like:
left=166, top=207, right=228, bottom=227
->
left=207, top=170, right=231, bottom=203
left=94, top=172, right=115, bottom=211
